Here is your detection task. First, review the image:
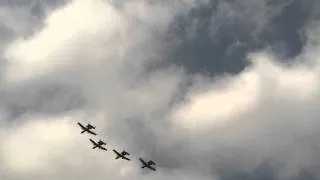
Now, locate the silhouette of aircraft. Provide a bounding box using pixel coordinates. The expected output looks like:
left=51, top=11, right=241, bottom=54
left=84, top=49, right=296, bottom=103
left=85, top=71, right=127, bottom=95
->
left=77, top=122, right=97, bottom=135
left=112, top=149, right=130, bottom=161
left=89, top=139, right=107, bottom=151
left=139, top=158, right=156, bottom=171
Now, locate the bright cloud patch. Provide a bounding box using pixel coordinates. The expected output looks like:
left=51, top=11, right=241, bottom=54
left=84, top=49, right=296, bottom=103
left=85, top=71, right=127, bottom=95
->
left=2, top=116, right=77, bottom=173
left=3, top=0, right=127, bottom=83
left=172, top=69, right=260, bottom=130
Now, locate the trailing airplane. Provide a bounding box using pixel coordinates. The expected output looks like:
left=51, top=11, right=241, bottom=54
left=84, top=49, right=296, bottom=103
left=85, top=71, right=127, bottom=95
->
left=77, top=122, right=97, bottom=135
left=112, top=149, right=130, bottom=161
left=89, top=139, right=107, bottom=151
left=139, top=158, right=156, bottom=171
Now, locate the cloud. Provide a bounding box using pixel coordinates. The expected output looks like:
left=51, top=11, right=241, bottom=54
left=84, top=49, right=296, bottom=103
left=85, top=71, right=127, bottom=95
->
left=170, top=50, right=320, bottom=178
left=0, top=0, right=68, bottom=50
left=1, top=0, right=320, bottom=180
left=167, top=0, right=314, bottom=75
left=3, top=0, right=126, bottom=83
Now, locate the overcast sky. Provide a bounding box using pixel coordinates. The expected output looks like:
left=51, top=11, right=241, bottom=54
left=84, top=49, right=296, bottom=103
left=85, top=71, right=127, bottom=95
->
left=1, top=0, right=320, bottom=179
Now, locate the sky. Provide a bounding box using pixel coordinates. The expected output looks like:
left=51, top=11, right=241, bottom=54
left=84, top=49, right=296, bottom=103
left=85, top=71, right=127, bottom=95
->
left=1, top=0, right=320, bottom=179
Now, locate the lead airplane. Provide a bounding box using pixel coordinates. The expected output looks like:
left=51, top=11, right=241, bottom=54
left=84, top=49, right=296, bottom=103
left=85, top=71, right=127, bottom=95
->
left=112, top=149, right=130, bottom=161
left=77, top=122, right=97, bottom=135
left=139, top=158, right=156, bottom=171
left=89, top=139, right=107, bottom=151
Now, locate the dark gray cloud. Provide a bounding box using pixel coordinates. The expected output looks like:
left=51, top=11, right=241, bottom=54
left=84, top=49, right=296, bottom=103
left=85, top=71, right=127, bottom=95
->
left=0, top=79, right=86, bottom=120
left=165, top=0, right=316, bottom=76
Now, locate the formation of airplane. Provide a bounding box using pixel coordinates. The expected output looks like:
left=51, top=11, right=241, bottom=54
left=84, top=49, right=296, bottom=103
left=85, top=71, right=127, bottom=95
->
left=78, top=122, right=156, bottom=171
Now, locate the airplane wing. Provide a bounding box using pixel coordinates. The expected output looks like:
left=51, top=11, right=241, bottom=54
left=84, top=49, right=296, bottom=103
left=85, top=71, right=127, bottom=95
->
left=88, top=131, right=97, bottom=135
left=77, top=122, right=85, bottom=129
left=112, top=150, right=121, bottom=159
left=122, top=156, right=130, bottom=161
left=139, top=158, right=146, bottom=164
left=112, top=149, right=119, bottom=154
left=99, top=146, right=108, bottom=151
left=89, top=139, right=96, bottom=145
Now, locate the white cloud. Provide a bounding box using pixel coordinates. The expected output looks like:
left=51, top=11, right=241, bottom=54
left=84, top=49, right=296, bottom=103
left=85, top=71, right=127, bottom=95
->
left=172, top=69, right=260, bottom=130
left=2, top=116, right=76, bottom=173
left=3, top=0, right=127, bottom=83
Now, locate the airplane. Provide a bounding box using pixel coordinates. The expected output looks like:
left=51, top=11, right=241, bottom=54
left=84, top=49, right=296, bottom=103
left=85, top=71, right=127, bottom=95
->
left=139, top=158, right=156, bottom=171
left=77, top=122, right=97, bottom=135
left=112, top=149, right=131, bottom=161
left=89, top=139, right=107, bottom=151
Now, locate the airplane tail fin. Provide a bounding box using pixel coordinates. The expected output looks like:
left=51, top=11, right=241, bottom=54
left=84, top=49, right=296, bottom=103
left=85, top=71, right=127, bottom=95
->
left=115, top=156, right=120, bottom=159
left=92, top=146, right=97, bottom=149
